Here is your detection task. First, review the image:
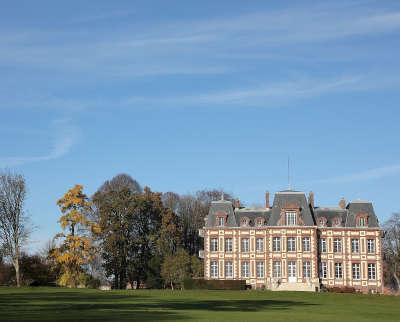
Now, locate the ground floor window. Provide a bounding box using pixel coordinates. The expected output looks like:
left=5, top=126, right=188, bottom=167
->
left=225, top=261, right=233, bottom=278
left=335, top=262, right=343, bottom=279
left=256, top=261, right=264, bottom=278
left=272, top=261, right=281, bottom=278
left=288, top=261, right=296, bottom=279
left=320, top=262, right=327, bottom=279
left=303, top=261, right=311, bottom=278
left=368, top=263, right=376, bottom=280
left=352, top=263, right=361, bottom=280
left=241, top=261, right=250, bottom=278
left=210, top=261, right=218, bottom=278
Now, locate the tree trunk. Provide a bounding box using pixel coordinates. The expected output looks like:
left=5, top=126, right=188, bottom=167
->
left=393, top=272, right=400, bottom=291
left=170, top=281, right=174, bottom=290
left=14, top=258, right=20, bottom=287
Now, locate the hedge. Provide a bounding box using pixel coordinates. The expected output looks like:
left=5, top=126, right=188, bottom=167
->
left=183, top=278, right=246, bottom=290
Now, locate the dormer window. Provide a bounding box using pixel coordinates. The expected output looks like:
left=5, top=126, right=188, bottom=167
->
left=285, top=211, right=297, bottom=226
left=357, top=215, right=368, bottom=227
left=240, top=217, right=249, bottom=227
left=318, top=217, right=327, bottom=227
left=256, top=217, right=264, bottom=227
left=217, top=216, right=225, bottom=227
left=332, top=217, right=341, bottom=227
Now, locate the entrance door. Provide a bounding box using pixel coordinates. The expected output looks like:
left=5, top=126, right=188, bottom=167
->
left=288, top=261, right=296, bottom=282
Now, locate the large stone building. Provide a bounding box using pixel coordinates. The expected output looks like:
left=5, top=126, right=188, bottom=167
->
left=199, top=190, right=383, bottom=292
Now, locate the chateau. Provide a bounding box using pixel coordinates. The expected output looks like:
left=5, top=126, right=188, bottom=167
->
left=199, top=190, right=383, bottom=293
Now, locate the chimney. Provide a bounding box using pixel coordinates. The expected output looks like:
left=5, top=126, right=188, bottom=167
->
left=339, top=197, right=346, bottom=209
left=235, top=199, right=241, bottom=209
left=308, top=191, right=315, bottom=208
left=265, top=191, right=270, bottom=208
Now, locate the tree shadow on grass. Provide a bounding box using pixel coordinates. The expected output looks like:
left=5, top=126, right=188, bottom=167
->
left=0, top=290, right=316, bottom=322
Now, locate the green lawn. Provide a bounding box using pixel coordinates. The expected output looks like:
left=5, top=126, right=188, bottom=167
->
left=0, top=287, right=399, bottom=322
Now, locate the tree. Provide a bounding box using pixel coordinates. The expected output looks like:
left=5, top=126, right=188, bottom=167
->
left=50, top=185, right=98, bottom=287
left=383, top=213, right=400, bottom=291
left=161, top=248, right=191, bottom=290
left=0, top=171, right=30, bottom=287
left=158, top=207, right=181, bottom=258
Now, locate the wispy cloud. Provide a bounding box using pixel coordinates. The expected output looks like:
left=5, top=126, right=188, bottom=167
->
left=0, top=119, right=78, bottom=167
left=310, top=164, right=400, bottom=184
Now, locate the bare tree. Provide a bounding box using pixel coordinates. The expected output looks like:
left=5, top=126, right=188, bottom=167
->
left=383, top=213, right=400, bottom=291
left=0, top=171, right=30, bottom=287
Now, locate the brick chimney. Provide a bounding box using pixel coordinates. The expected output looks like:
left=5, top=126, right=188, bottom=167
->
left=339, top=197, right=346, bottom=209
left=265, top=191, right=270, bottom=208
left=308, top=191, right=315, bottom=208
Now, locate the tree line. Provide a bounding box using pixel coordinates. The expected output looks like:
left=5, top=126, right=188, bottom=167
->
left=1, top=170, right=400, bottom=292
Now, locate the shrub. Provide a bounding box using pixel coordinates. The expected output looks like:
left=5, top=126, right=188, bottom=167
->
left=183, top=278, right=246, bottom=290
left=326, top=286, right=356, bottom=293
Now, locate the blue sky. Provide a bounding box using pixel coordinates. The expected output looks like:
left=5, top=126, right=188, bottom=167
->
left=1, top=0, right=400, bottom=252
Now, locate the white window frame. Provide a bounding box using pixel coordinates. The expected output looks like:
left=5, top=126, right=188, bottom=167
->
left=319, top=238, right=327, bottom=253
left=352, top=263, right=361, bottom=280
left=287, top=237, right=296, bottom=252
left=302, top=237, right=311, bottom=252
left=256, top=261, right=264, bottom=278
left=225, top=238, right=233, bottom=252
left=241, top=261, right=250, bottom=278
left=241, top=238, right=250, bottom=252
left=320, top=262, right=328, bottom=279
left=210, top=261, right=218, bottom=278
left=358, top=217, right=367, bottom=227
left=273, top=261, right=281, bottom=278
left=225, top=261, right=233, bottom=278
left=333, top=238, right=342, bottom=253
left=288, top=261, right=296, bottom=281
left=272, top=237, right=281, bottom=252
left=210, top=238, right=218, bottom=252
left=285, top=211, right=297, bottom=226
left=335, top=262, right=343, bottom=279
left=256, top=238, right=264, bottom=252
left=303, top=261, right=311, bottom=278
left=367, top=239, right=375, bottom=253
left=217, top=217, right=225, bottom=227
left=351, top=239, right=360, bottom=253
left=368, top=263, right=376, bottom=280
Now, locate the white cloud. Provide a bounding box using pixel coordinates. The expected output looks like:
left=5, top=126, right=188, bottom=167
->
left=0, top=119, right=78, bottom=167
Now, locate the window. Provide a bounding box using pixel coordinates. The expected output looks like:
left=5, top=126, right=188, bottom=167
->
left=319, top=239, right=327, bottom=253
left=241, top=238, right=250, bottom=252
left=272, top=237, right=281, bottom=252
left=240, top=217, right=249, bottom=227
left=357, top=216, right=368, bottom=227
left=256, top=217, right=264, bottom=227
left=286, top=211, right=297, bottom=226
left=302, top=237, right=311, bottom=252
left=287, top=237, right=296, bottom=252
left=352, top=263, right=361, bottom=280
left=256, top=262, right=264, bottom=278
left=351, top=239, right=360, bottom=253
left=303, top=261, right=311, bottom=278
left=225, top=261, right=233, bottom=278
left=320, top=262, right=328, bottom=279
left=217, top=217, right=225, bottom=227
left=210, top=261, right=218, bottom=278
left=288, top=261, right=296, bottom=278
left=333, top=238, right=342, bottom=253
left=368, top=263, right=376, bottom=280
left=318, top=217, right=327, bottom=227
left=332, top=217, right=341, bottom=227
left=241, top=261, right=250, bottom=278
left=210, top=238, right=218, bottom=252
left=367, top=239, right=375, bottom=253
left=273, top=261, right=281, bottom=278
left=256, top=238, right=264, bottom=252
left=335, top=262, right=343, bottom=279
left=225, top=238, right=233, bottom=252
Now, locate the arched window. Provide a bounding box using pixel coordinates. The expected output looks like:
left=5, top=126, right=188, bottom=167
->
left=318, top=217, right=327, bottom=227
left=356, top=214, right=368, bottom=227
left=332, top=217, right=341, bottom=227
left=255, top=217, right=264, bottom=227
left=240, top=217, right=250, bottom=227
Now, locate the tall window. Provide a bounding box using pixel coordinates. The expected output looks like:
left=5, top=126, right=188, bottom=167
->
left=333, top=238, right=342, bottom=253
left=302, top=237, right=311, bottom=252
left=273, top=261, right=281, bottom=278
left=256, top=238, right=264, bottom=252
left=335, top=262, right=343, bottom=279
left=225, top=238, right=233, bottom=252
left=225, top=261, right=233, bottom=278
left=367, top=239, right=375, bottom=253
left=320, top=262, right=328, bottom=279
left=210, top=261, right=218, bottom=278
left=240, top=217, right=249, bottom=227
left=368, top=263, right=376, bottom=280
left=352, top=263, right=361, bottom=280
left=358, top=216, right=368, bottom=227
left=256, top=262, right=264, bottom=278
left=351, top=239, right=360, bottom=253
left=272, top=237, right=281, bottom=252
left=256, top=218, right=264, bottom=227
left=210, top=238, right=218, bottom=252
left=241, top=238, right=250, bottom=252
left=286, top=211, right=297, bottom=226
left=217, top=217, right=225, bottom=227
left=241, top=261, right=250, bottom=278
left=287, top=237, right=296, bottom=252
left=288, top=261, right=296, bottom=278
left=319, top=238, right=327, bottom=253
left=303, top=261, right=311, bottom=278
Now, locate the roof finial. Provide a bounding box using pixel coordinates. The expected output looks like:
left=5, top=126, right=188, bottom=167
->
left=221, top=191, right=225, bottom=200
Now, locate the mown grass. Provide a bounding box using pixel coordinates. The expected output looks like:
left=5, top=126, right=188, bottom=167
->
left=0, top=287, right=399, bottom=322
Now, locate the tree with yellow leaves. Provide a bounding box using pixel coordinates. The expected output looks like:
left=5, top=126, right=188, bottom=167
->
left=50, top=184, right=99, bottom=287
